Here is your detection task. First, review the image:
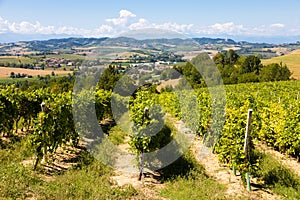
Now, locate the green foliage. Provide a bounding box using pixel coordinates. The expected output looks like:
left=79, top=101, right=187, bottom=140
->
left=237, top=72, right=259, bottom=83
left=0, top=139, right=139, bottom=199
left=160, top=151, right=227, bottom=200
left=30, top=91, right=78, bottom=169
left=2, top=77, right=300, bottom=198
left=129, top=90, right=172, bottom=154
left=241, top=55, right=262, bottom=74
left=259, top=63, right=292, bottom=82
left=0, top=92, right=16, bottom=136
left=213, top=49, right=239, bottom=65
left=97, top=65, right=121, bottom=91
left=95, top=89, right=112, bottom=120
left=94, top=136, right=119, bottom=166
left=254, top=152, right=300, bottom=199
left=108, top=126, right=128, bottom=145
left=174, top=62, right=204, bottom=88
left=213, top=50, right=291, bottom=84
left=159, top=91, right=181, bottom=118
left=160, top=68, right=181, bottom=81
left=214, top=97, right=260, bottom=175
left=0, top=139, right=39, bottom=199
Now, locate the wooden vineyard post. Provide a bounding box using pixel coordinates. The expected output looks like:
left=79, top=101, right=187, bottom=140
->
left=138, top=107, right=149, bottom=181
left=232, top=159, right=236, bottom=176
left=33, top=102, right=46, bottom=170
left=244, top=109, right=252, bottom=191
left=138, top=148, right=144, bottom=181
left=40, top=102, right=48, bottom=165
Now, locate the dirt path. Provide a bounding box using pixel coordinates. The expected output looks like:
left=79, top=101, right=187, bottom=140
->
left=192, top=138, right=281, bottom=200
left=111, top=136, right=167, bottom=200
left=109, top=117, right=286, bottom=199
left=172, top=119, right=281, bottom=200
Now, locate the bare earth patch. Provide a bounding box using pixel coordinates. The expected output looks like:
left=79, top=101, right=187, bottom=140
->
left=111, top=136, right=167, bottom=200
left=0, top=67, right=72, bottom=78
left=171, top=118, right=281, bottom=200
left=192, top=138, right=281, bottom=200
left=21, top=143, right=82, bottom=182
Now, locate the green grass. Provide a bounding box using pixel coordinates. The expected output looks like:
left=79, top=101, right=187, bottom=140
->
left=0, top=74, right=70, bottom=84
left=0, top=54, right=85, bottom=67
left=108, top=126, right=128, bottom=145
left=0, top=56, right=36, bottom=65
left=0, top=137, right=40, bottom=199
left=35, top=160, right=138, bottom=200
left=159, top=151, right=228, bottom=200
left=43, top=54, right=87, bottom=60
left=0, top=136, right=141, bottom=199
left=0, top=77, right=39, bottom=83
left=262, top=50, right=300, bottom=79
left=254, top=152, right=300, bottom=199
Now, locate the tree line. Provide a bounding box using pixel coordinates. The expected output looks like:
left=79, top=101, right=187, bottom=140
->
left=213, top=49, right=291, bottom=84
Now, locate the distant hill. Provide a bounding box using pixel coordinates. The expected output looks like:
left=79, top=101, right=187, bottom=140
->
left=2, top=36, right=300, bottom=59
left=193, top=37, right=236, bottom=45
left=1, top=37, right=238, bottom=52
left=262, top=50, right=300, bottom=79
left=0, top=33, right=81, bottom=43
left=26, top=37, right=109, bottom=52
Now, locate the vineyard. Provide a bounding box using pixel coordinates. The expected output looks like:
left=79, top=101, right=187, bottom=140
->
left=1, top=80, right=300, bottom=199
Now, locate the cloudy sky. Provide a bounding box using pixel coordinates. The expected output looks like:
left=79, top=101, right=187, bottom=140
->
left=0, top=0, right=300, bottom=42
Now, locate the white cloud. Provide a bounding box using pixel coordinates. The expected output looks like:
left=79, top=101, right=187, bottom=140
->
left=193, top=22, right=291, bottom=37
left=97, top=25, right=113, bottom=33
left=209, top=22, right=245, bottom=35
left=0, top=11, right=297, bottom=40
left=153, top=23, right=194, bottom=33
left=0, top=16, right=10, bottom=33
left=129, top=18, right=149, bottom=30
left=106, top=9, right=136, bottom=26
left=119, top=10, right=136, bottom=18
left=9, top=21, right=39, bottom=34
left=128, top=19, right=194, bottom=35
left=270, top=23, right=285, bottom=28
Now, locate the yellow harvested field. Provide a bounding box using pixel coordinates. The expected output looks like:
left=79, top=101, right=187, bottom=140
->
left=0, top=67, right=72, bottom=78
left=262, top=50, right=300, bottom=79
left=157, top=78, right=180, bottom=92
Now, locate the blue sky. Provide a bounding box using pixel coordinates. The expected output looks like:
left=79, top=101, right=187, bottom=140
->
left=0, top=0, right=300, bottom=42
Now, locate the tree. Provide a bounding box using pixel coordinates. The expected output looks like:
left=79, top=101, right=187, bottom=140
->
left=213, top=49, right=239, bottom=65
left=213, top=53, right=225, bottom=65
left=174, top=62, right=203, bottom=88
left=10, top=72, right=15, bottom=78
left=98, top=65, right=121, bottom=91
left=259, top=63, right=291, bottom=82
left=241, top=55, right=262, bottom=74
left=226, top=49, right=240, bottom=64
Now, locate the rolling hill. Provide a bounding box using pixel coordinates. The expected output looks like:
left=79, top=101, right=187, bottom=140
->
left=262, top=50, right=300, bottom=79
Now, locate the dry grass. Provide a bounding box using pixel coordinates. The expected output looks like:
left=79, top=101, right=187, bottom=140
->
left=0, top=67, right=72, bottom=78
left=262, top=50, right=300, bottom=79
left=157, top=78, right=180, bottom=92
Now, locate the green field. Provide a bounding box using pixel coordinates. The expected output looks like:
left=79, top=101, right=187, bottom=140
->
left=0, top=54, right=86, bottom=68
left=0, top=77, right=39, bottom=83
left=0, top=56, right=36, bottom=65
left=262, top=50, right=300, bottom=79
left=34, top=53, right=87, bottom=60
